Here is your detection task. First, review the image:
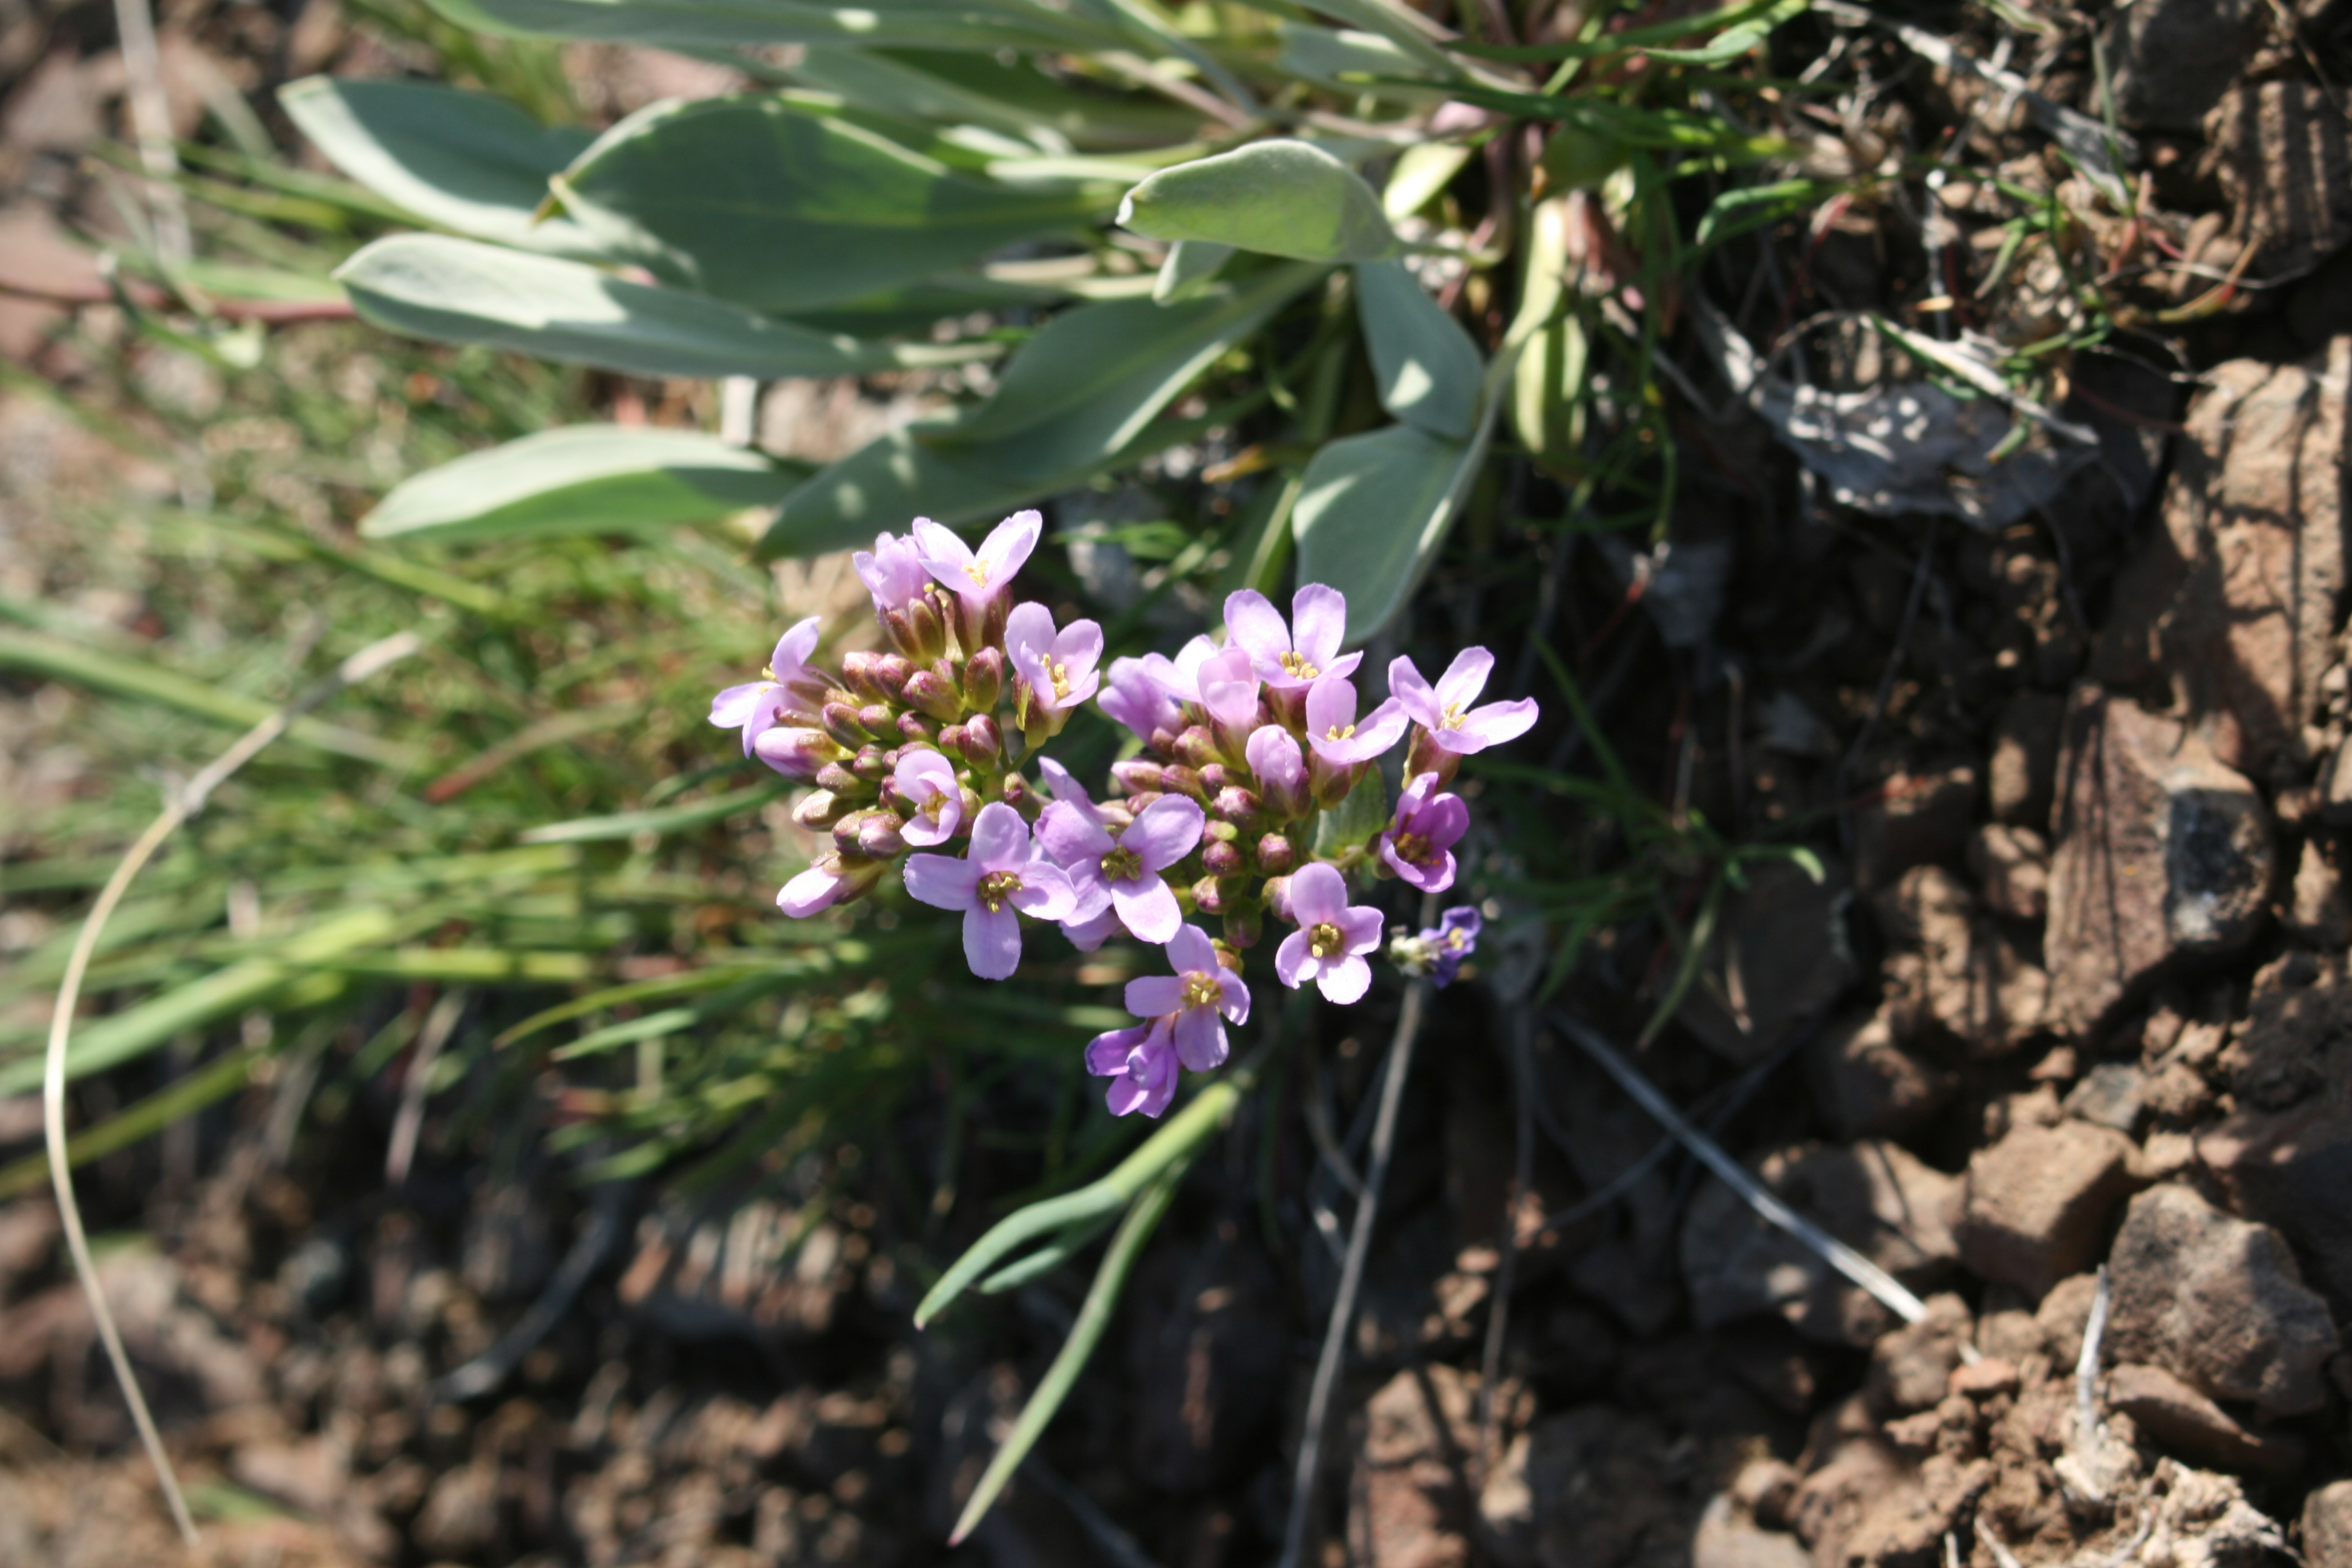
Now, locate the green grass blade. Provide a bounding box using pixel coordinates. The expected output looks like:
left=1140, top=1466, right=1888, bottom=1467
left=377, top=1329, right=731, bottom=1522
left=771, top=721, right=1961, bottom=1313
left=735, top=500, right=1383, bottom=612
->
left=519, top=780, right=785, bottom=843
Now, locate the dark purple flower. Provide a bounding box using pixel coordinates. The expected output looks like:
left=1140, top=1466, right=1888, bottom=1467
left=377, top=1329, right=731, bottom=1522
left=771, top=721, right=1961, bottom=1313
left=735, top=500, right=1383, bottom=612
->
left=1303, top=673, right=1407, bottom=766
left=1006, top=601, right=1104, bottom=714
left=1224, top=584, right=1362, bottom=690
left=710, top=615, right=821, bottom=755
left=1124, top=924, right=1249, bottom=1071
left=1425, top=906, right=1481, bottom=985
left=1272, top=862, right=1383, bottom=1004
left=1037, top=793, right=1204, bottom=944
left=1377, top=773, right=1468, bottom=892
left=903, top=802, right=1075, bottom=980
left=1388, top=648, right=1538, bottom=755
left=1085, top=1016, right=1179, bottom=1119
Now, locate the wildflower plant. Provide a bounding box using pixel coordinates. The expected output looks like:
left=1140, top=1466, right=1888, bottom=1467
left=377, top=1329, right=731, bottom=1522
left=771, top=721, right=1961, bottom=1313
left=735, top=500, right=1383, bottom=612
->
left=712, top=509, right=1524, bottom=1120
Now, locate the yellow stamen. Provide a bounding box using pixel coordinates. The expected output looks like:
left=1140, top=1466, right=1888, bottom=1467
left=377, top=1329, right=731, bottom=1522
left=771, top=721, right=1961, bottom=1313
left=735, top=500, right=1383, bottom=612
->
left=976, top=869, right=1022, bottom=912
left=1308, top=922, right=1344, bottom=959
left=964, top=560, right=991, bottom=589
left=1181, top=972, right=1221, bottom=1010
left=1325, top=723, right=1355, bottom=741
left=1280, top=650, right=1319, bottom=681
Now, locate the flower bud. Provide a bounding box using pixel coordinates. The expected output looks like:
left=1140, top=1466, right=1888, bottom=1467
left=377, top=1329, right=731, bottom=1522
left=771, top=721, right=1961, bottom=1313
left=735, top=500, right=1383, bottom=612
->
left=1192, top=875, right=1229, bottom=915
left=964, top=647, right=1005, bottom=712
left=1256, top=833, right=1297, bottom=875
left=897, top=710, right=939, bottom=745
left=1174, top=725, right=1221, bottom=768
left=814, top=762, right=864, bottom=795
left=857, top=811, right=907, bottom=858
left=958, top=713, right=1003, bottom=769
left=753, top=726, right=841, bottom=783
left=1263, top=874, right=1293, bottom=923
left=1406, top=730, right=1460, bottom=788
left=998, top=770, right=1033, bottom=813
left=794, top=789, right=852, bottom=829
left=1202, top=838, right=1244, bottom=878
left=832, top=808, right=871, bottom=856
left=859, top=702, right=895, bottom=736
left=1223, top=905, right=1263, bottom=951
left=819, top=701, right=871, bottom=749
left=841, top=651, right=893, bottom=705
left=979, top=594, right=1010, bottom=656
left=1157, top=765, right=1204, bottom=800
left=1198, top=763, right=1243, bottom=794
left=904, top=596, right=948, bottom=662
left=834, top=849, right=891, bottom=907
left=901, top=668, right=962, bottom=724
left=852, top=744, right=890, bottom=782
left=1210, top=786, right=1260, bottom=823
left=1111, top=759, right=1166, bottom=796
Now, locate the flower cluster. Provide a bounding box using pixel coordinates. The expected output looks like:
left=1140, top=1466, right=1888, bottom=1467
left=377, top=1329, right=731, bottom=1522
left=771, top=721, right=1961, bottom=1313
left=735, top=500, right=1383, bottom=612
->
left=711, top=511, right=1536, bottom=1118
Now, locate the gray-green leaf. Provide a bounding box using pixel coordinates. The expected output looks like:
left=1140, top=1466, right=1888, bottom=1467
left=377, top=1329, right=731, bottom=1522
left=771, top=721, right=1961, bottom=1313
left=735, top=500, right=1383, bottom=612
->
left=1118, top=140, right=1401, bottom=263
left=278, top=77, right=601, bottom=257
left=1353, top=260, right=1480, bottom=439
left=552, top=95, right=1114, bottom=313
left=422, top=0, right=1118, bottom=51
left=1152, top=240, right=1233, bottom=301
left=337, top=234, right=998, bottom=380
left=364, top=426, right=808, bottom=543
left=1292, top=419, right=1494, bottom=644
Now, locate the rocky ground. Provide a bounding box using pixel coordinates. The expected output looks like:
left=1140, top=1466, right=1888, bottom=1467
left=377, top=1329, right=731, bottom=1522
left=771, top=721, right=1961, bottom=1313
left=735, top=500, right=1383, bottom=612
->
left=3, top=0, right=2352, bottom=1564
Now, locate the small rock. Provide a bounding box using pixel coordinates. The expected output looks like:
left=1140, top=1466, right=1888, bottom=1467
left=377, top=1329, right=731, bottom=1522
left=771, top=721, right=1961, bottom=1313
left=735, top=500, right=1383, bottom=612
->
left=1512, top=1404, right=1716, bottom=1568
left=2106, top=1184, right=2341, bottom=1417
left=2198, top=1097, right=2352, bottom=1305
left=1787, top=1437, right=1932, bottom=1568
left=2064, top=1062, right=2149, bottom=1135
left=1969, top=823, right=2049, bottom=922
left=2209, top=83, right=2352, bottom=278
left=1354, top=1365, right=1479, bottom=1568
left=1880, top=866, right=2050, bottom=1055
left=1949, top=1357, right=2019, bottom=1399
left=2103, top=0, right=2263, bottom=131
left=2106, top=1362, right=2304, bottom=1475
left=1867, top=1295, right=1973, bottom=1413
left=1682, top=1140, right=1959, bottom=1347
left=1805, top=1008, right=1956, bottom=1142
left=2286, top=838, right=2352, bottom=946
left=1854, top=766, right=1980, bottom=892
left=2045, top=693, right=2275, bottom=1033
left=1693, top=1491, right=1810, bottom=1568
left=1990, top=691, right=2065, bottom=830
left=2305, top=1481, right=2352, bottom=1568
left=2218, top=949, right=2350, bottom=1111
left=1677, top=855, right=1859, bottom=1065
left=2036, top=1273, right=2102, bottom=1371
left=1955, top=1120, right=2138, bottom=1296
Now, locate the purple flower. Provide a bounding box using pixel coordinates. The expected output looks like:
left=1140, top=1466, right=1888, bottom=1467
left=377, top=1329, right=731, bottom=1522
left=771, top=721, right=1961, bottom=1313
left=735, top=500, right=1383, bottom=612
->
left=903, top=802, right=1076, bottom=980
left=892, top=750, right=963, bottom=848
left=912, top=511, right=1040, bottom=613
left=1245, top=725, right=1308, bottom=818
left=710, top=615, right=822, bottom=755
left=1195, top=647, right=1261, bottom=731
left=1006, top=601, right=1105, bottom=714
left=1377, top=773, right=1468, bottom=892
left=1138, top=635, right=1218, bottom=706
left=853, top=531, right=930, bottom=615
left=1389, top=648, right=1538, bottom=755
left=1225, top=584, right=1362, bottom=690
left=1099, top=656, right=1185, bottom=746
left=1303, top=673, right=1407, bottom=765
left=1037, top=793, right=1204, bottom=944
left=1124, top=925, right=1250, bottom=1071
left=1273, top=862, right=1383, bottom=1004
left=1085, top=1017, right=1179, bottom=1119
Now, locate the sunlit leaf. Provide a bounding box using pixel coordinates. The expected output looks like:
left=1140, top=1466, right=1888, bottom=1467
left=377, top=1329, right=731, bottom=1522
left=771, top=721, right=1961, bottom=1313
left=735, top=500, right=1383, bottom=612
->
left=338, top=234, right=1001, bottom=379
left=1292, top=417, right=1496, bottom=645
left=278, top=77, right=602, bottom=256
left=363, top=426, right=810, bottom=543
left=1353, top=260, right=1480, bottom=439
left=552, top=95, right=1114, bottom=313
left=1118, top=140, right=1401, bottom=262
left=421, top=0, right=1119, bottom=51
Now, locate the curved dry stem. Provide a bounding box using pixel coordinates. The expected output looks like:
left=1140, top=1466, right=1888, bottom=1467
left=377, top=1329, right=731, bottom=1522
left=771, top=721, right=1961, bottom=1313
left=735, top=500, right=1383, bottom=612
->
left=42, top=630, right=420, bottom=1547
